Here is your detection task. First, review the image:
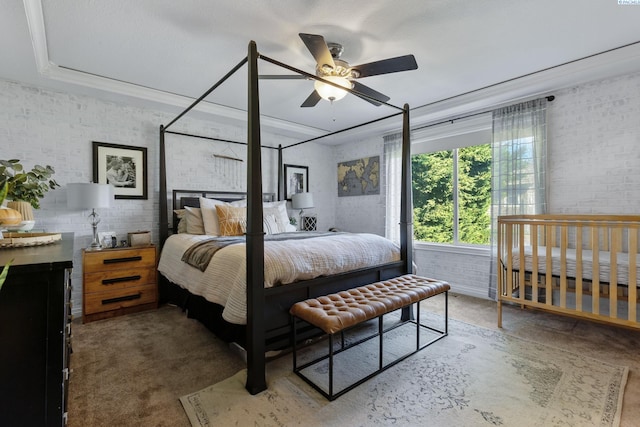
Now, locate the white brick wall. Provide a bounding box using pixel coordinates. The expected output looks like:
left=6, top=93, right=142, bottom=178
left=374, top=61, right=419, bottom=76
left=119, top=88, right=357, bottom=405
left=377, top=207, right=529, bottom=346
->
left=548, top=72, right=640, bottom=213
left=2, top=69, right=639, bottom=313
left=0, top=78, right=335, bottom=316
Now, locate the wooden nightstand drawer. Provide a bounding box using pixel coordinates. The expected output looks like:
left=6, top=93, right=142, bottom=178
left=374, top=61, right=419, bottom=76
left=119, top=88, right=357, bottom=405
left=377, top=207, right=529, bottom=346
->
left=84, top=267, right=155, bottom=293
left=82, top=245, right=158, bottom=322
left=83, top=247, right=155, bottom=272
left=84, top=284, right=157, bottom=315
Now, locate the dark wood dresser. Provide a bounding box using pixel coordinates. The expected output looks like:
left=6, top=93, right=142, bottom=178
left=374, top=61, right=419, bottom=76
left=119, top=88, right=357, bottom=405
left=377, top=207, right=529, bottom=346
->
left=0, top=233, right=73, bottom=426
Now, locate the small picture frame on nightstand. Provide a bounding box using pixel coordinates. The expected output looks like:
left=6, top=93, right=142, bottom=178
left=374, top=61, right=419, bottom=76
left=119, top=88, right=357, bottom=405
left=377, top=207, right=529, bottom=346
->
left=98, top=231, right=117, bottom=248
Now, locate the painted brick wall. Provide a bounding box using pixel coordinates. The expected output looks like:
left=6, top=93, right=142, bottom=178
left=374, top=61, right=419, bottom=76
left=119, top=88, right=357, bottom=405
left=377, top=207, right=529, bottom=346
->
left=547, top=71, right=640, bottom=213
left=0, top=79, right=335, bottom=316
left=332, top=135, right=386, bottom=234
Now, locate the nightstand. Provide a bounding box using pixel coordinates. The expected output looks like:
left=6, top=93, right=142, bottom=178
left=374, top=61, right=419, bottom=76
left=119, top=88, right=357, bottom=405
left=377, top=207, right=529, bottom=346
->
left=82, top=245, right=157, bottom=323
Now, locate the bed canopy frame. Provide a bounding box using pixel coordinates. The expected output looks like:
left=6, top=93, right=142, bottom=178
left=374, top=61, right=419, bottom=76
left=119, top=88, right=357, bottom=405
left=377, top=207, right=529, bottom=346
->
left=159, top=41, right=413, bottom=394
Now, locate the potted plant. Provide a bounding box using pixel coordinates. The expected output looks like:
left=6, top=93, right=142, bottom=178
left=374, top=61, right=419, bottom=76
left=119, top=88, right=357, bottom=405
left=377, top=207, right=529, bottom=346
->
left=0, top=159, right=60, bottom=229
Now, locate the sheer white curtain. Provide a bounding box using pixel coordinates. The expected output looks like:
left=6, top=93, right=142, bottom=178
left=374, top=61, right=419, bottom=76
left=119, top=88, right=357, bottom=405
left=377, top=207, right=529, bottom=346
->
left=384, top=133, right=403, bottom=244
left=488, top=98, right=548, bottom=298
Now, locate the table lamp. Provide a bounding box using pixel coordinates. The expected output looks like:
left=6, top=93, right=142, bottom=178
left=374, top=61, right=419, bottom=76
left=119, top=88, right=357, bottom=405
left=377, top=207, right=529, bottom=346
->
left=67, top=183, right=114, bottom=250
left=292, top=192, right=314, bottom=216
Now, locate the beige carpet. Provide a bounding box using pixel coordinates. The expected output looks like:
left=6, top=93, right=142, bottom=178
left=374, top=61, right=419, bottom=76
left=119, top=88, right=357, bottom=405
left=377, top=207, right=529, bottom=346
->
left=180, top=317, right=628, bottom=427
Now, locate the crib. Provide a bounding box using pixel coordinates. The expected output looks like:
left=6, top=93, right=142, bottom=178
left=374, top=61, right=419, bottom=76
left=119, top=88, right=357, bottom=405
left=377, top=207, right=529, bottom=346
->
left=497, top=215, right=640, bottom=330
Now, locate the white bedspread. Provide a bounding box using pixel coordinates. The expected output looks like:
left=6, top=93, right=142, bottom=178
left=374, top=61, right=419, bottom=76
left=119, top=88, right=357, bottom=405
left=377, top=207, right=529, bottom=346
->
left=158, top=232, right=401, bottom=324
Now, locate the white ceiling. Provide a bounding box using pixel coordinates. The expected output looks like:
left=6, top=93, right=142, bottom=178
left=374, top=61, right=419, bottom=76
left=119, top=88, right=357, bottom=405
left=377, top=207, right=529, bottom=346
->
left=2, top=1, right=640, bottom=141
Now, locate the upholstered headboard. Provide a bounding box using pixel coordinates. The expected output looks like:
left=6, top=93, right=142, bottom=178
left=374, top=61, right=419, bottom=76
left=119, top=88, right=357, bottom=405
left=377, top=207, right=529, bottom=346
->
left=171, top=189, right=276, bottom=234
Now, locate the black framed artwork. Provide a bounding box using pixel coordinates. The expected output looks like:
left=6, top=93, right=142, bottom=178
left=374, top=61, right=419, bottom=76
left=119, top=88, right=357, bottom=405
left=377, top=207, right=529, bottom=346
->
left=92, top=141, right=148, bottom=199
left=284, top=164, right=308, bottom=200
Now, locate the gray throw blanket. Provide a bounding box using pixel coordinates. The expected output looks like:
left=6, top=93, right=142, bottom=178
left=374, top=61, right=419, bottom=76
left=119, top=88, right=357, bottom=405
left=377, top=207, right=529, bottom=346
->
left=181, top=231, right=339, bottom=271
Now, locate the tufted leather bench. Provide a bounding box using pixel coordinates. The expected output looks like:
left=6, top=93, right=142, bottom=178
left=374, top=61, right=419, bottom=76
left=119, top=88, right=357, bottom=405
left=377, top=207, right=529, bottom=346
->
left=290, top=274, right=450, bottom=400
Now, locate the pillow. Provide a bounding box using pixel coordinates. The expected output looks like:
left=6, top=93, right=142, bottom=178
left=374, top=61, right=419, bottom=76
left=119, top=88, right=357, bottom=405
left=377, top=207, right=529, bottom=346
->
left=184, top=206, right=205, bottom=235
left=231, top=199, right=290, bottom=234
left=262, top=214, right=280, bottom=235
left=199, top=197, right=228, bottom=236
left=215, top=205, right=246, bottom=236
left=174, top=209, right=187, bottom=234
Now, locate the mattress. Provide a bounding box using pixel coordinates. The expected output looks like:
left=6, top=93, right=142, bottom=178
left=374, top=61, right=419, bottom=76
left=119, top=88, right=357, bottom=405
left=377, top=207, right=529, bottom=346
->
left=507, top=246, right=640, bottom=287
left=158, top=232, right=401, bottom=324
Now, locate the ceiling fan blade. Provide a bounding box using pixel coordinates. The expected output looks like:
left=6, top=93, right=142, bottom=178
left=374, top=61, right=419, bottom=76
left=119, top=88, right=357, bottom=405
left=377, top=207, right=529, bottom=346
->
left=299, top=33, right=335, bottom=70
left=351, top=55, right=418, bottom=78
left=258, top=75, right=308, bottom=80
left=301, top=90, right=322, bottom=108
left=351, top=81, right=390, bottom=106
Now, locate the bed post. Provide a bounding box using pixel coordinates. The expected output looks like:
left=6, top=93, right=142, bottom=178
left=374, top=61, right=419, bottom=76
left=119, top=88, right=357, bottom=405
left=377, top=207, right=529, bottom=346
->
left=159, top=125, right=168, bottom=248
left=245, top=40, right=267, bottom=395
left=400, top=104, right=413, bottom=274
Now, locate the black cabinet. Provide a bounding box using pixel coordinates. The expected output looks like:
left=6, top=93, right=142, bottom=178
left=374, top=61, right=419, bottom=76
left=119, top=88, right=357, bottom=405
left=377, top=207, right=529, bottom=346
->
left=0, top=233, right=73, bottom=426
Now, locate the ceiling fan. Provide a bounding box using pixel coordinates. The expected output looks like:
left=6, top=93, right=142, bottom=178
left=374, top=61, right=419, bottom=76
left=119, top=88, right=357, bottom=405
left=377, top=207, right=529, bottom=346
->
left=263, top=33, right=418, bottom=108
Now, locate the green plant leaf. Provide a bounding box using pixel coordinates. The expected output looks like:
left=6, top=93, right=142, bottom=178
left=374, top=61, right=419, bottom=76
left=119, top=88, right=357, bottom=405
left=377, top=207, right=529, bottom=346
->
left=0, top=259, right=13, bottom=292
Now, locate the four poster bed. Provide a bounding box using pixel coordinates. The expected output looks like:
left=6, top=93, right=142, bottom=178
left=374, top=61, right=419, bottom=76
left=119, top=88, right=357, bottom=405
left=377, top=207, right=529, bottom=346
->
left=157, top=41, right=413, bottom=394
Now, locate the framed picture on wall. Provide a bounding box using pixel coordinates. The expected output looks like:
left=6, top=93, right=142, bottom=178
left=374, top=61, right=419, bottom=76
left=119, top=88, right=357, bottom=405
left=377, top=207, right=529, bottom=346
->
left=284, top=164, right=308, bottom=200
left=93, top=141, right=148, bottom=199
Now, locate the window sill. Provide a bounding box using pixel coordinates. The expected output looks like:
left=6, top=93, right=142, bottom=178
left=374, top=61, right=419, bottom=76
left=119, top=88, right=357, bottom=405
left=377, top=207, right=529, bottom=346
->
left=414, top=241, right=491, bottom=257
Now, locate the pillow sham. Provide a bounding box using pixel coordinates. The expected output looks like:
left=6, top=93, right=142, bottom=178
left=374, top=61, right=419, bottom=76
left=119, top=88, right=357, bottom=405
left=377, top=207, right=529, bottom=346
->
left=199, top=197, right=228, bottom=236
left=184, top=206, right=205, bottom=235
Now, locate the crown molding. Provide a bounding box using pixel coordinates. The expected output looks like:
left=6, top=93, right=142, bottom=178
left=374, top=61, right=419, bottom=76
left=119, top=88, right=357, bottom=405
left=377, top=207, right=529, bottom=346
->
left=22, top=0, right=325, bottom=139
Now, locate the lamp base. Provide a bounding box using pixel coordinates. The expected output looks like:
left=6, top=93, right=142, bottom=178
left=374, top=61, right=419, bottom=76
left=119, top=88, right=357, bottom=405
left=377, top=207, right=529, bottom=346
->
left=87, top=209, right=103, bottom=250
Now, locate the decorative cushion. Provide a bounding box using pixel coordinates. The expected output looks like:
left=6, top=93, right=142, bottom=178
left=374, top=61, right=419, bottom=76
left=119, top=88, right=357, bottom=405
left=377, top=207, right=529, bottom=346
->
left=215, top=205, right=246, bottom=236
left=184, top=206, right=205, bottom=235
left=262, top=214, right=279, bottom=235
left=230, top=199, right=291, bottom=233
left=174, top=209, right=187, bottom=234
left=199, top=197, right=228, bottom=236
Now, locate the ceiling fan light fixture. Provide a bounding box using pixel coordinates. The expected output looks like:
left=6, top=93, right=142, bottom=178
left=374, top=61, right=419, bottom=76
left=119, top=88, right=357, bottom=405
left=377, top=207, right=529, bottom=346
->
left=314, top=76, right=351, bottom=102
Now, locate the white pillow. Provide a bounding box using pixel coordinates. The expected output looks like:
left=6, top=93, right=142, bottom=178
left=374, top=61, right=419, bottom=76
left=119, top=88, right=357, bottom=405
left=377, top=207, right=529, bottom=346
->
left=184, top=206, right=205, bottom=235
left=231, top=199, right=290, bottom=233
left=199, top=197, right=228, bottom=236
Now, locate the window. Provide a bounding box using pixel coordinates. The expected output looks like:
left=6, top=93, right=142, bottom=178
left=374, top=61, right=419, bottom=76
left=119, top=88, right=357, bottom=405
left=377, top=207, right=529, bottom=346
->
left=410, top=114, right=492, bottom=246
left=412, top=144, right=492, bottom=245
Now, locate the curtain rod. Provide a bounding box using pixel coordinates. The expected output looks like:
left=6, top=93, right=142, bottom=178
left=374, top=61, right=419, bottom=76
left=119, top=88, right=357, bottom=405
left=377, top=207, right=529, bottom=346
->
left=411, top=95, right=554, bottom=134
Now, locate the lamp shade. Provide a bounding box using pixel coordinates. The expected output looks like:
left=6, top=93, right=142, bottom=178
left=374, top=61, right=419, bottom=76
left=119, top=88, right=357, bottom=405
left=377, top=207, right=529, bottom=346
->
left=67, top=183, right=114, bottom=209
left=292, top=192, right=314, bottom=209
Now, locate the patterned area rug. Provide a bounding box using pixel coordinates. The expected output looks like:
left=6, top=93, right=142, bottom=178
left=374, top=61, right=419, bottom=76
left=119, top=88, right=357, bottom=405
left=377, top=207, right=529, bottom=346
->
left=180, top=318, right=627, bottom=427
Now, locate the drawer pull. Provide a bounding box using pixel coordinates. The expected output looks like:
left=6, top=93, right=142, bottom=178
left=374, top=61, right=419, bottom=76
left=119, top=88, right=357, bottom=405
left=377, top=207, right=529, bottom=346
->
left=102, top=293, right=141, bottom=305
left=103, top=256, right=143, bottom=264
left=102, top=275, right=142, bottom=285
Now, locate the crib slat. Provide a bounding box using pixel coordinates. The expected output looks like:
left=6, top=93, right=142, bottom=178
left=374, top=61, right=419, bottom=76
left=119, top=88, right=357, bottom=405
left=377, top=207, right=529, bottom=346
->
left=531, top=224, right=539, bottom=303
left=575, top=226, right=583, bottom=312
left=610, top=228, right=620, bottom=319
left=629, top=229, right=638, bottom=322
left=560, top=226, right=568, bottom=308
left=592, top=227, right=600, bottom=316
left=518, top=223, right=526, bottom=304
left=546, top=226, right=553, bottom=304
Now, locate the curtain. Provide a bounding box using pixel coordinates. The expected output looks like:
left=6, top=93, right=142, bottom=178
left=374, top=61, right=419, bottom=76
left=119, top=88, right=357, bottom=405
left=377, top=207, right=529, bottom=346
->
left=488, top=98, right=548, bottom=299
left=384, top=132, right=403, bottom=244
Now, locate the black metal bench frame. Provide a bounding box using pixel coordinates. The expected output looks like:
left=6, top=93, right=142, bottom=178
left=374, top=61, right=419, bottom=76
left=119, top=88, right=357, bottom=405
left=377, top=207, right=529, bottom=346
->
left=291, top=291, right=448, bottom=401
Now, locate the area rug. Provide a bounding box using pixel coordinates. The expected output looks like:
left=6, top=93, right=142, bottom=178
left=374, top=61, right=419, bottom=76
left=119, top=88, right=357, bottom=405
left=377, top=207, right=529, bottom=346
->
left=180, top=318, right=628, bottom=427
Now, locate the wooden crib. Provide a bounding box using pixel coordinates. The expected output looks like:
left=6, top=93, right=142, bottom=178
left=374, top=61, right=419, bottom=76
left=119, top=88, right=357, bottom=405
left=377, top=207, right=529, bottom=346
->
left=497, top=215, right=640, bottom=330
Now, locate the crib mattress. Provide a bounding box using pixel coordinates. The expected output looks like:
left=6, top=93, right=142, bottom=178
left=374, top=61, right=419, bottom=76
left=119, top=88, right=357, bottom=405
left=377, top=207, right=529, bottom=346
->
left=507, top=246, right=640, bottom=287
